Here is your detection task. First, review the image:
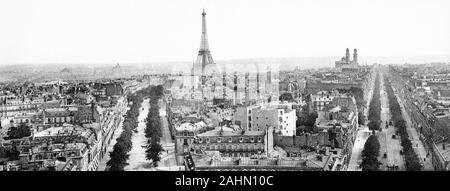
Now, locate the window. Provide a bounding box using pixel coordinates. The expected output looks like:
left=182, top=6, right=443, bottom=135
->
left=250, top=137, right=254, bottom=143
left=239, top=137, right=243, bottom=143
left=206, top=138, right=210, bottom=143
left=198, top=138, right=203, bottom=143
left=217, top=138, right=221, bottom=143
left=228, top=137, right=232, bottom=143
left=258, top=137, right=262, bottom=142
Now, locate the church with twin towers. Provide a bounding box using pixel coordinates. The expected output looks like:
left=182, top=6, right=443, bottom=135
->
left=335, top=48, right=359, bottom=68
left=190, top=9, right=278, bottom=105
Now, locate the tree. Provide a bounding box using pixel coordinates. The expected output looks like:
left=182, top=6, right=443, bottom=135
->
left=358, top=111, right=365, bottom=125
left=107, top=143, right=129, bottom=171
left=368, top=120, right=380, bottom=131
left=145, top=140, right=164, bottom=167
left=367, top=73, right=382, bottom=131
left=361, top=135, right=381, bottom=171
left=106, top=85, right=154, bottom=170
left=7, top=123, right=31, bottom=139
left=384, top=75, right=422, bottom=171
left=297, top=112, right=317, bottom=128
left=279, top=93, right=294, bottom=102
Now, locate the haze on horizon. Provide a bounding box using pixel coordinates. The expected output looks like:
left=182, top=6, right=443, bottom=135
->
left=1, top=0, right=449, bottom=67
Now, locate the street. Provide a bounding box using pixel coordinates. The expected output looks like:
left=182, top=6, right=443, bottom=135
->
left=124, top=98, right=152, bottom=171
left=379, top=71, right=405, bottom=170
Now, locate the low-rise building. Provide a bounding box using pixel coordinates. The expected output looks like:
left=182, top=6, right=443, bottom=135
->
left=234, top=101, right=296, bottom=136
left=192, top=126, right=273, bottom=158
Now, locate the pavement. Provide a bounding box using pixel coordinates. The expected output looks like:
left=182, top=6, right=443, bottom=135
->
left=348, top=127, right=372, bottom=171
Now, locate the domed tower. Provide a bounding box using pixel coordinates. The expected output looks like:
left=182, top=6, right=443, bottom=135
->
left=353, top=48, right=358, bottom=65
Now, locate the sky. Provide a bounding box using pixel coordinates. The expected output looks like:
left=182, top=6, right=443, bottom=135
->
left=0, top=0, right=449, bottom=65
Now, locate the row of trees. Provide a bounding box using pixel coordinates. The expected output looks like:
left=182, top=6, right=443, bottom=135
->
left=360, top=134, right=381, bottom=171
left=106, top=87, right=150, bottom=171
left=279, top=93, right=295, bottom=102
left=368, top=73, right=382, bottom=131
left=384, top=76, right=422, bottom=171
left=6, top=123, right=31, bottom=139
left=0, top=144, right=20, bottom=160
left=144, top=85, right=165, bottom=167
left=296, top=104, right=318, bottom=134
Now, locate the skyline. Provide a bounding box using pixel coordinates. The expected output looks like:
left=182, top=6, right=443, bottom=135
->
left=1, top=0, right=450, bottom=66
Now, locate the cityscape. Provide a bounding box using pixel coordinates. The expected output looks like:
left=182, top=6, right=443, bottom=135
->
left=1, top=0, right=450, bottom=172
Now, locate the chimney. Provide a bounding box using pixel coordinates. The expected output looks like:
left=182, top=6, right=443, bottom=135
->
left=223, top=65, right=227, bottom=99
left=91, top=102, right=96, bottom=122
left=256, top=64, right=260, bottom=102
left=191, top=62, right=195, bottom=100
left=42, top=109, right=46, bottom=125
left=233, top=72, right=238, bottom=105
left=266, top=65, right=272, bottom=95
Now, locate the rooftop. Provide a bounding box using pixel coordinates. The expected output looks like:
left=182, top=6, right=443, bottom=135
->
left=197, top=127, right=265, bottom=137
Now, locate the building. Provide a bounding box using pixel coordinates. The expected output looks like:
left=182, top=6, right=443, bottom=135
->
left=313, top=94, right=359, bottom=169
left=234, top=102, right=297, bottom=136
left=191, top=126, right=273, bottom=158
left=309, top=90, right=340, bottom=112
left=335, top=48, right=358, bottom=69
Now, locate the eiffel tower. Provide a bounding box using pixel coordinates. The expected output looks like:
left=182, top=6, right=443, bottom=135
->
left=192, top=9, right=218, bottom=100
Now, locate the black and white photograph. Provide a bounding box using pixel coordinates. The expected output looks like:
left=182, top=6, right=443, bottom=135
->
left=0, top=0, right=449, bottom=188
